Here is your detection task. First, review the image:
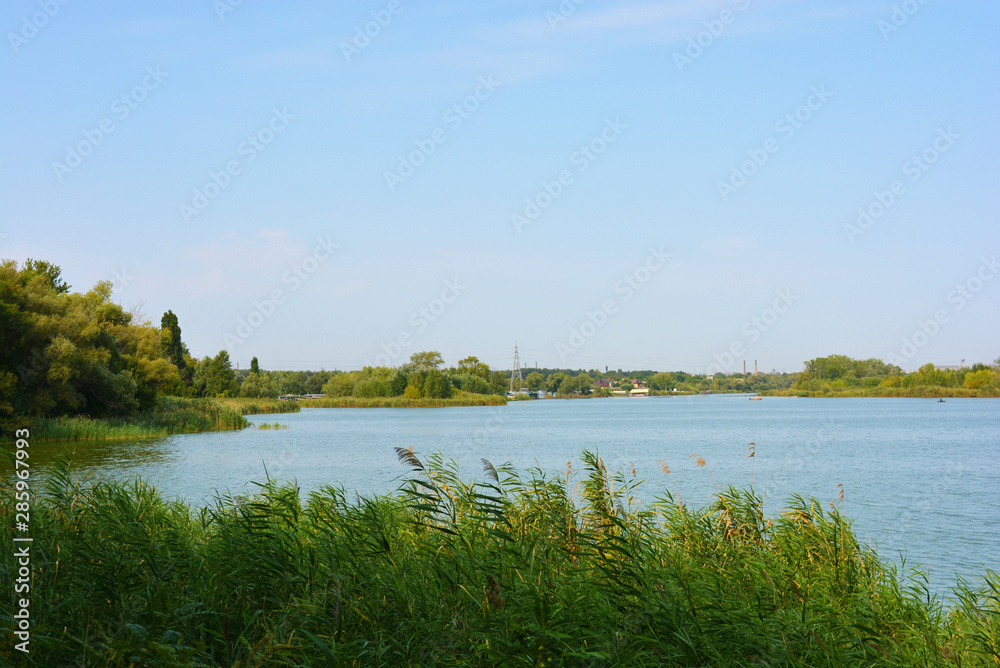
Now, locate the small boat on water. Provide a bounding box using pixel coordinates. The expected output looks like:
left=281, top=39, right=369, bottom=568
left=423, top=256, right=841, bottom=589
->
left=749, top=396, right=762, bottom=401
left=938, top=398, right=946, bottom=403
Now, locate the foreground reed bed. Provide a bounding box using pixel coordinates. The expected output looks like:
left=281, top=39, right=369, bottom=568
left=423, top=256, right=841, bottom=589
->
left=1, top=451, right=997, bottom=666
left=16, top=396, right=300, bottom=443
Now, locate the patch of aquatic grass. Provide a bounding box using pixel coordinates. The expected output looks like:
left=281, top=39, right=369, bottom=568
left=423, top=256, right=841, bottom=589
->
left=210, top=396, right=302, bottom=415
left=16, top=396, right=300, bottom=443
left=255, top=422, right=287, bottom=430
left=1, top=450, right=997, bottom=666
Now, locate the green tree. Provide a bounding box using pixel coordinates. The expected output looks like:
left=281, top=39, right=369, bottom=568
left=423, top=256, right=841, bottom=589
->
left=322, top=372, right=356, bottom=397
left=205, top=351, right=239, bottom=397
left=160, top=311, right=186, bottom=370
left=525, top=372, right=544, bottom=391
left=239, top=372, right=274, bottom=398
left=20, top=258, right=70, bottom=294
left=649, top=372, right=675, bottom=391
left=457, top=356, right=490, bottom=379
left=576, top=373, right=593, bottom=396
left=305, top=370, right=331, bottom=394
left=422, top=369, right=452, bottom=398
left=488, top=371, right=508, bottom=395
left=250, top=356, right=260, bottom=374
left=272, top=370, right=307, bottom=395
left=546, top=373, right=568, bottom=394
left=410, top=351, right=444, bottom=369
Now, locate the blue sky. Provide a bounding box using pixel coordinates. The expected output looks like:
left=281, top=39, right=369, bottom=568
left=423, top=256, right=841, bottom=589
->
left=2, top=0, right=997, bottom=373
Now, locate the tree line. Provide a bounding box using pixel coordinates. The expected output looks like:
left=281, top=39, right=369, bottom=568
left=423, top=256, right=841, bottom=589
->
left=3, top=259, right=997, bottom=436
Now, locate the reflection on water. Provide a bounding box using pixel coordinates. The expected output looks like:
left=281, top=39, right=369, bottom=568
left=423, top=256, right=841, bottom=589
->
left=4, top=395, right=999, bottom=598
left=9, top=437, right=176, bottom=472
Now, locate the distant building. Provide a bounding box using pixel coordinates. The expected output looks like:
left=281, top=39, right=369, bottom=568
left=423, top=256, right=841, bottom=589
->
left=629, top=387, right=649, bottom=396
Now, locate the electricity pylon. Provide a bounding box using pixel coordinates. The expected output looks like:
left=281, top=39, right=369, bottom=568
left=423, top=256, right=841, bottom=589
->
left=509, top=343, right=523, bottom=392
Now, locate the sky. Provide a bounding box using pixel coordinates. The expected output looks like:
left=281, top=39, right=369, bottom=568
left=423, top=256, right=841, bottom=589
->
left=2, top=0, right=998, bottom=374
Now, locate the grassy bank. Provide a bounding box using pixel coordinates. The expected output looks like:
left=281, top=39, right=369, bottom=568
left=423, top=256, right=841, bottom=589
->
left=298, top=391, right=507, bottom=408
left=2, top=452, right=997, bottom=666
left=763, top=386, right=994, bottom=398
left=18, top=396, right=300, bottom=443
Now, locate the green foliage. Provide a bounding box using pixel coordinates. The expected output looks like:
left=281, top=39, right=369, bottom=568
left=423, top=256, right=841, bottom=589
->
left=159, top=310, right=187, bottom=376
left=249, top=356, right=259, bottom=374
left=1, top=259, right=181, bottom=420
left=965, top=368, right=999, bottom=391
left=19, top=258, right=70, bottom=293
left=3, top=452, right=997, bottom=665
left=239, top=371, right=275, bottom=398
left=450, top=373, right=491, bottom=395
left=322, top=371, right=357, bottom=397
left=271, top=369, right=308, bottom=395
left=352, top=378, right=392, bottom=398
left=525, top=371, right=544, bottom=390
left=648, top=371, right=675, bottom=390
left=409, top=350, right=444, bottom=369
left=785, top=355, right=999, bottom=397
left=456, top=355, right=490, bottom=379
left=205, top=350, right=239, bottom=397
left=421, top=369, right=452, bottom=399
left=304, top=370, right=331, bottom=394
left=546, top=372, right=568, bottom=394
left=299, top=392, right=505, bottom=408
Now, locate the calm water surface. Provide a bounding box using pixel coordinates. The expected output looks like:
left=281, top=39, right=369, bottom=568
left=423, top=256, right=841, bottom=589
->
left=13, top=395, right=1000, bottom=598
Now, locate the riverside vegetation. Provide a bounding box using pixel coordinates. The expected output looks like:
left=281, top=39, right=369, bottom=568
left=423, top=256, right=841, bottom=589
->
left=2, top=450, right=997, bottom=666
left=0, top=259, right=509, bottom=442
left=3, top=258, right=998, bottom=444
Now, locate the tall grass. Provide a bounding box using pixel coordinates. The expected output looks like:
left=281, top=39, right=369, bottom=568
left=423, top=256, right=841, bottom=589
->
left=765, top=386, right=990, bottom=398
left=20, top=396, right=300, bottom=443
left=1, top=451, right=997, bottom=666
left=299, top=391, right=507, bottom=408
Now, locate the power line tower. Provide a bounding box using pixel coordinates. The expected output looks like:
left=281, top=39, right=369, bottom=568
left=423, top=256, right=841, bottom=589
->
left=509, top=343, right=523, bottom=392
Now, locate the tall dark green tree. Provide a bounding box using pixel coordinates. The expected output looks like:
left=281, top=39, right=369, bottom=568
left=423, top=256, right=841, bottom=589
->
left=250, top=356, right=260, bottom=374
left=160, top=311, right=187, bottom=371
left=205, top=351, right=239, bottom=397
